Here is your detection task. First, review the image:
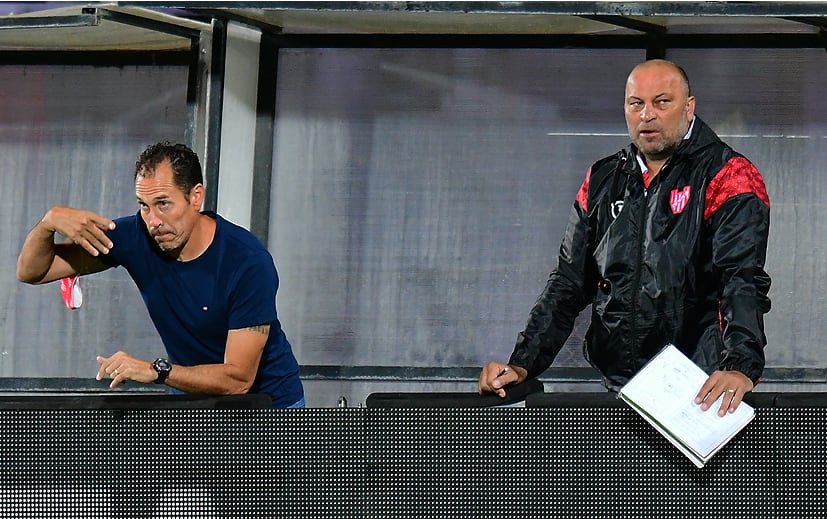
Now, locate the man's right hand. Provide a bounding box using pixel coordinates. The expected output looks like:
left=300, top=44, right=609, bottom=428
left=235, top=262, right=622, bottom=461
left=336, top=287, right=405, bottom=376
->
left=17, top=206, right=115, bottom=284
left=42, top=206, right=115, bottom=257
left=479, top=362, right=528, bottom=398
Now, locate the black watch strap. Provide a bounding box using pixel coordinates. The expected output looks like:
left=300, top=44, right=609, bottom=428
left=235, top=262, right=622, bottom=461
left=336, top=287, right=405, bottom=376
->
left=152, top=358, right=171, bottom=384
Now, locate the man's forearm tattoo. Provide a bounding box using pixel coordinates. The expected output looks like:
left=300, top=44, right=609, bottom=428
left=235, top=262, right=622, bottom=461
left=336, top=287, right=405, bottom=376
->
left=246, top=324, right=270, bottom=336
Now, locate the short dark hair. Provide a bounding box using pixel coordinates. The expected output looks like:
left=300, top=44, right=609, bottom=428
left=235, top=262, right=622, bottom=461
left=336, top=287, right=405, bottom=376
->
left=135, top=142, right=203, bottom=195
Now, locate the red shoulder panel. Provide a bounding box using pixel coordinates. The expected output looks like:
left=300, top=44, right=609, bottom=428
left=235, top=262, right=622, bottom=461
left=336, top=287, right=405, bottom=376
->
left=704, top=157, right=770, bottom=221
left=575, top=167, right=591, bottom=212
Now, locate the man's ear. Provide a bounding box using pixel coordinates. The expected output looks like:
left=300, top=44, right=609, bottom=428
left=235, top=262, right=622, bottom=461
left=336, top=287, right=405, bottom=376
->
left=189, top=183, right=205, bottom=208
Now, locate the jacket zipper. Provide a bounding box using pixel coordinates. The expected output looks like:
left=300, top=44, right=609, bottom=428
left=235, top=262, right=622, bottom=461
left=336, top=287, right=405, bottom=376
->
left=631, top=157, right=672, bottom=358
left=630, top=179, right=648, bottom=361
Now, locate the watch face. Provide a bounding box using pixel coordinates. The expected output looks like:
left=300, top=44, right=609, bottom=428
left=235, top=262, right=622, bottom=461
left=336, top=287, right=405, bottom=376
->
left=153, top=358, right=171, bottom=384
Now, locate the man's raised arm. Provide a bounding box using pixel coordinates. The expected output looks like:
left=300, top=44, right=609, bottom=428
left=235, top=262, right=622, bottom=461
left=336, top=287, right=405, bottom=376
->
left=17, top=206, right=115, bottom=284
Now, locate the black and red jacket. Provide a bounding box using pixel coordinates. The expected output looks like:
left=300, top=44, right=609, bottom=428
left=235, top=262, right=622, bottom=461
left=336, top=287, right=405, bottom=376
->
left=509, top=116, right=771, bottom=390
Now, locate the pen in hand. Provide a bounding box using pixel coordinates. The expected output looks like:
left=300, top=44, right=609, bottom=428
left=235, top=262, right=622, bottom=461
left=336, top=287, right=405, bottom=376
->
left=490, top=366, right=511, bottom=397
left=492, top=366, right=509, bottom=387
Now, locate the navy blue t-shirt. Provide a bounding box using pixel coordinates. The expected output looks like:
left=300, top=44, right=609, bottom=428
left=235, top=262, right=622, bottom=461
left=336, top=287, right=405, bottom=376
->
left=100, top=211, right=303, bottom=407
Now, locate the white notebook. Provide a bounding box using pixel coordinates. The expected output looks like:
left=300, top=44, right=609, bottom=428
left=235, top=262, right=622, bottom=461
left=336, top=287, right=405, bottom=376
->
left=618, top=344, right=755, bottom=468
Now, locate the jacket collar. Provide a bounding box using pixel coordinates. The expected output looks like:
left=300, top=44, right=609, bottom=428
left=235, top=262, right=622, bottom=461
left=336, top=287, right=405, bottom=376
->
left=624, top=115, right=722, bottom=176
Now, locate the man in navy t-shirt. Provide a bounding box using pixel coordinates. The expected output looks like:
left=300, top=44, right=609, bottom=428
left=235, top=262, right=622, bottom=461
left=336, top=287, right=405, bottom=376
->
left=17, top=142, right=304, bottom=408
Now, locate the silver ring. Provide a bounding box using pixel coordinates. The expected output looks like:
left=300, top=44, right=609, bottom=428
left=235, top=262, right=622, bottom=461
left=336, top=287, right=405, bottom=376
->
left=113, top=368, right=120, bottom=375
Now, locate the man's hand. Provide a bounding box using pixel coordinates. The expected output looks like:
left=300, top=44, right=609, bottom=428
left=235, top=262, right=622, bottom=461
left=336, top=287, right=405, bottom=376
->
left=695, top=370, right=754, bottom=416
left=18, top=206, right=115, bottom=284
left=43, top=206, right=115, bottom=257
left=96, top=352, right=157, bottom=389
left=479, top=362, right=528, bottom=398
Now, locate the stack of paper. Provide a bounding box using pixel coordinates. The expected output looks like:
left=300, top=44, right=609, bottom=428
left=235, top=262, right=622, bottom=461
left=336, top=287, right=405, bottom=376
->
left=618, top=344, right=755, bottom=468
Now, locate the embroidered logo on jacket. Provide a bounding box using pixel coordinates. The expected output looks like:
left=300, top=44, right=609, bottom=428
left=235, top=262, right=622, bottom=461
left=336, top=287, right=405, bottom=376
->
left=670, top=186, right=691, bottom=214
left=610, top=200, right=624, bottom=219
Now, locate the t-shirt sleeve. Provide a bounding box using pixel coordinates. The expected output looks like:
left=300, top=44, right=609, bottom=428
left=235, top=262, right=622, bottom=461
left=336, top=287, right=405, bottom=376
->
left=98, top=215, right=138, bottom=269
left=227, top=251, right=279, bottom=330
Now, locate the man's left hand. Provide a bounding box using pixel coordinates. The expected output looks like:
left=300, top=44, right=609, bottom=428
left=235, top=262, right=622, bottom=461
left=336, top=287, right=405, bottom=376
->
left=96, top=351, right=155, bottom=388
left=695, top=370, right=754, bottom=416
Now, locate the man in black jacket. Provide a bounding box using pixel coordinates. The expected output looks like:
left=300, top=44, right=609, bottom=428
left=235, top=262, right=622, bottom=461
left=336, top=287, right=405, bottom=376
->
left=479, top=59, right=771, bottom=417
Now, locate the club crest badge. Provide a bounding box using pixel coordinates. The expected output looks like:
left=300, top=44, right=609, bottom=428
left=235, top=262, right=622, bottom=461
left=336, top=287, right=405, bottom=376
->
left=670, top=185, right=691, bottom=214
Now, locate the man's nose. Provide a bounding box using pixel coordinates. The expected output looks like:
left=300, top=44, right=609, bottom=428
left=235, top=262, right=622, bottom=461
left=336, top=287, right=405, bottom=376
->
left=640, top=105, right=655, bottom=121
left=147, top=211, right=162, bottom=229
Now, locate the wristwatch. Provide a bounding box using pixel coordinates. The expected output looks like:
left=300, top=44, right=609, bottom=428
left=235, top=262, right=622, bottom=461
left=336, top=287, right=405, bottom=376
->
left=152, top=357, right=172, bottom=384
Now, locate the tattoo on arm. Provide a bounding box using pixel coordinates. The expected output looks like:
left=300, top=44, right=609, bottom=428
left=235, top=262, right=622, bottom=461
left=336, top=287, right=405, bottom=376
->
left=245, top=324, right=271, bottom=336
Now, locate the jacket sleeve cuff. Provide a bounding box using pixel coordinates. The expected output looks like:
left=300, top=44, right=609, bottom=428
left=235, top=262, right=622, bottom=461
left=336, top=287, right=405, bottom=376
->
left=722, top=363, right=763, bottom=386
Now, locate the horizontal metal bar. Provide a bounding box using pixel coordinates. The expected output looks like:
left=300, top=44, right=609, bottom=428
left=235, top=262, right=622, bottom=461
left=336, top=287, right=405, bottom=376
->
left=0, top=377, right=167, bottom=393
left=579, top=14, right=667, bottom=34
left=96, top=7, right=203, bottom=40
left=0, top=13, right=99, bottom=30
left=298, top=366, right=827, bottom=383
left=0, top=50, right=192, bottom=66
left=122, top=2, right=827, bottom=18
left=263, top=32, right=825, bottom=49
left=299, top=366, right=600, bottom=382
left=0, top=365, right=821, bottom=393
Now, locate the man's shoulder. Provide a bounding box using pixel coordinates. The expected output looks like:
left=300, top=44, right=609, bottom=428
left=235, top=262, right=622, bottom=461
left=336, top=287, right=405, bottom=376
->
left=688, top=139, right=743, bottom=182
left=585, top=149, right=630, bottom=190
left=683, top=116, right=747, bottom=178
left=101, top=213, right=147, bottom=266
left=108, top=213, right=146, bottom=241
left=110, top=213, right=154, bottom=245
left=112, top=212, right=141, bottom=228
left=214, top=215, right=274, bottom=264
left=211, top=217, right=279, bottom=290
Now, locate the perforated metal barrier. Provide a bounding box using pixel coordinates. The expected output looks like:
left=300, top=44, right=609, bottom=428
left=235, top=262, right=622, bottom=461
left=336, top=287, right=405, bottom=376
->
left=0, top=394, right=823, bottom=517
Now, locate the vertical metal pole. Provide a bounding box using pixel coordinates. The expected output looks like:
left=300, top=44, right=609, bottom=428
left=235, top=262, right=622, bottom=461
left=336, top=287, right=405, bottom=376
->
left=203, top=18, right=227, bottom=213
left=250, top=31, right=278, bottom=243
